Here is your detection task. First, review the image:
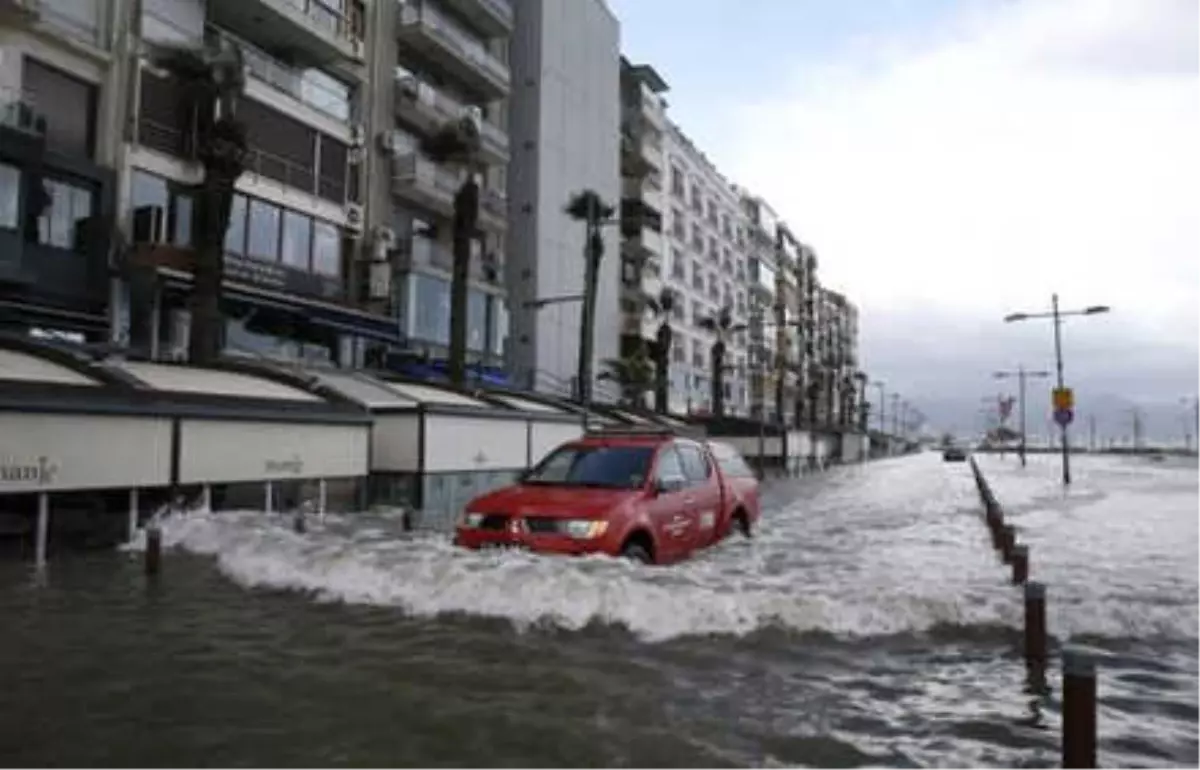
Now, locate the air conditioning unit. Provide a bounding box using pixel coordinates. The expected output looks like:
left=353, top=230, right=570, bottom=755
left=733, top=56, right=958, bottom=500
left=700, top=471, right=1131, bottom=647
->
left=349, top=123, right=366, bottom=146
left=371, top=226, right=396, bottom=259
left=349, top=38, right=365, bottom=60
left=377, top=130, right=397, bottom=155
left=463, top=105, right=482, bottom=129
left=396, top=75, right=419, bottom=99
left=367, top=262, right=391, bottom=300
left=344, top=202, right=364, bottom=231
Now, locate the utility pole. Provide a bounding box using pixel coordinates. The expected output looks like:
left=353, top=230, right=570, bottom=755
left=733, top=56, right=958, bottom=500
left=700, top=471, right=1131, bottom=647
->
left=995, top=366, right=1050, bottom=468
left=1004, top=294, right=1110, bottom=486
left=1088, top=413, right=1096, bottom=453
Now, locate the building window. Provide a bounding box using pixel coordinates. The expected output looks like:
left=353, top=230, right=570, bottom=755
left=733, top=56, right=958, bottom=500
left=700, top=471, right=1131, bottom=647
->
left=410, top=273, right=450, bottom=345
left=489, top=297, right=508, bottom=357
left=36, top=178, right=93, bottom=252
left=225, top=194, right=248, bottom=254
left=467, top=288, right=487, bottom=352
left=281, top=210, right=312, bottom=270
left=22, top=58, right=96, bottom=158
left=247, top=199, right=281, bottom=261
left=172, top=193, right=193, bottom=247
left=670, top=164, right=685, bottom=198
left=0, top=165, right=19, bottom=230
left=312, top=221, right=340, bottom=277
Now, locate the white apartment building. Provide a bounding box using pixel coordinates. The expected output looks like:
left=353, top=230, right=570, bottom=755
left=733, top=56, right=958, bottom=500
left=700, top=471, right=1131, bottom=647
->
left=657, top=126, right=758, bottom=416
left=505, top=0, right=621, bottom=397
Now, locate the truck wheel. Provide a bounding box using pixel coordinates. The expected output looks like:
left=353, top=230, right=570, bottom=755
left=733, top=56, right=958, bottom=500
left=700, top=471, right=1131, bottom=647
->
left=730, top=511, right=752, bottom=539
left=621, top=542, right=652, bottom=564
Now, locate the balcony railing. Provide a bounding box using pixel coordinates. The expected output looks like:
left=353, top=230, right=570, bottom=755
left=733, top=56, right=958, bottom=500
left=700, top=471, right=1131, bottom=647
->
left=398, top=2, right=508, bottom=86
left=277, top=0, right=359, bottom=44
left=210, top=27, right=352, bottom=122
left=393, top=152, right=462, bottom=198
left=0, top=87, right=46, bottom=136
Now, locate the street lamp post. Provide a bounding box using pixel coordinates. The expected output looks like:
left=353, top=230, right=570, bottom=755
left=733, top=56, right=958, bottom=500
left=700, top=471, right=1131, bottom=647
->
left=872, top=381, right=886, bottom=434
left=1003, top=294, right=1110, bottom=485
left=994, top=365, right=1051, bottom=468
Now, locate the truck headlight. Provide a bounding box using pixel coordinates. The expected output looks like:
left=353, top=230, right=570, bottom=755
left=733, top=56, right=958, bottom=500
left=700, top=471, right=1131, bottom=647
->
left=459, top=512, right=484, bottom=529
left=562, top=519, right=608, bottom=539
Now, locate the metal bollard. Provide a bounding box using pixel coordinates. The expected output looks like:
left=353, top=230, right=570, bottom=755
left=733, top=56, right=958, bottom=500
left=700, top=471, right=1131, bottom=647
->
left=1011, top=544, right=1029, bottom=585
left=1062, top=648, right=1098, bottom=768
left=35, top=492, right=50, bottom=569
left=145, top=521, right=162, bottom=577
left=1024, top=581, right=1047, bottom=668
left=1001, top=525, right=1016, bottom=563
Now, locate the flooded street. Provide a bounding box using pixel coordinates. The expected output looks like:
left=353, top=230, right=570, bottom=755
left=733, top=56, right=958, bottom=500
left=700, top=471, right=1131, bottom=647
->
left=1, top=452, right=1195, bottom=768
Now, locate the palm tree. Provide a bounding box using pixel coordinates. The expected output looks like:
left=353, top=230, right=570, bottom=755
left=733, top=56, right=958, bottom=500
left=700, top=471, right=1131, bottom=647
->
left=644, top=287, right=676, bottom=415
left=599, top=349, right=654, bottom=408
left=698, top=304, right=735, bottom=417
left=422, top=115, right=484, bottom=386
left=566, top=190, right=614, bottom=405
left=150, top=38, right=248, bottom=365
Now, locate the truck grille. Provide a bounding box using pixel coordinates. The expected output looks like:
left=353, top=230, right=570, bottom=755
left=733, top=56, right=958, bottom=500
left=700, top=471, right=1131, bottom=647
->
left=479, top=514, right=509, bottom=531
left=524, top=518, right=560, bottom=534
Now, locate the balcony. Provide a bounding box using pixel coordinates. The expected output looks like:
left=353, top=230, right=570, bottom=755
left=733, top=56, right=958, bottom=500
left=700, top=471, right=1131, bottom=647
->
left=396, top=1, right=510, bottom=101
left=478, top=187, right=507, bottom=232
left=391, top=152, right=462, bottom=217
left=441, top=0, right=513, bottom=37
left=210, top=27, right=353, bottom=124
left=393, top=71, right=509, bottom=165
left=0, top=87, right=46, bottom=138
left=207, top=0, right=364, bottom=67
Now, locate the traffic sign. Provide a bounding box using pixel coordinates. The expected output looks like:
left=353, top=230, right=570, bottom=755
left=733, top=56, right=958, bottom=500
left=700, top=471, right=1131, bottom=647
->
left=1052, top=387, right=1074, bottom=411
left=1054, top=408, right=1074, bottom=427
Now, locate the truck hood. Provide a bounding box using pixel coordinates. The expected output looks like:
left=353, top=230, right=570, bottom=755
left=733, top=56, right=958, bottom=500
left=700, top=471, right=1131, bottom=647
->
left=468, top=484, right=642, bottom=519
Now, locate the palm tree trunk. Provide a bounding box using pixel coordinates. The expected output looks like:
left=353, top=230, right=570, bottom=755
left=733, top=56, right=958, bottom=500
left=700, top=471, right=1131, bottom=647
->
left=654, top=322, right=671, bottom=414
left=448, top=177, right=478, bottom=386
left=710, top=339, right=725, bottom=417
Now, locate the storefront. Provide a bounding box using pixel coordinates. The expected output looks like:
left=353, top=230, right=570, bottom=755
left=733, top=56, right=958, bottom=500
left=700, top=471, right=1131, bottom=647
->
left=0, top=335, right=371, bottom=562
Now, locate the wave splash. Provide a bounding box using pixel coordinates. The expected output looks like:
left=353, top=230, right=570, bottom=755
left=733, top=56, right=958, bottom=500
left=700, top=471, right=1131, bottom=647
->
left=128, top=509, right=1033, bottom=643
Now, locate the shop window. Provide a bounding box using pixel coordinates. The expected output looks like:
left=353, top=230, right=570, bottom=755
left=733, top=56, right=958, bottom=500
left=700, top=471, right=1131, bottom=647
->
left=172, top=193, right=193, bottom=247
left=224, top=194, right=248, bottom=254
left=246, top=199, right=280, bottom=261
left=467, top=289, right=486, bottom=353
left=35, top=178, right=93, bottom=252
left=312, top=220, right=340, bottom=276
left=281, top=210, right=312, bottom=270
left=410, top=273, right=450, bottom=345
left=0, top=164, right=19, bottom=230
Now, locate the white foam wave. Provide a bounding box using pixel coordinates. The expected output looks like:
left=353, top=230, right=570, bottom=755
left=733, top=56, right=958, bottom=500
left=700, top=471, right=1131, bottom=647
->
left=121, top=454, right=1198, bottom=645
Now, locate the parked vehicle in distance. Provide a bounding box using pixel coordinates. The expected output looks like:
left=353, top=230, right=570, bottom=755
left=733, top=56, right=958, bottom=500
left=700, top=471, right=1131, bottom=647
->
left=453, top=429, right=761, bottom=565
left=943, top=446, right=967, bottom=462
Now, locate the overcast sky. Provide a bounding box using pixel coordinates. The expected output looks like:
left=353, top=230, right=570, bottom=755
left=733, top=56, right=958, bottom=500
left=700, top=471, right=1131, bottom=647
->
left=610, top=0, right=1198, bottom=434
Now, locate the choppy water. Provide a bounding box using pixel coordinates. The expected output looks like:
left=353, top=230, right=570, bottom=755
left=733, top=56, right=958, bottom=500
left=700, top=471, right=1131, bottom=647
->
left=1, top=453, right=1195, bottom=767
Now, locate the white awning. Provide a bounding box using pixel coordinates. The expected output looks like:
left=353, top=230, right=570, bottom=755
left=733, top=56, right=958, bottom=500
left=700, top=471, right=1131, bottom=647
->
left=0, top=349, right=99, bottom=387
left=381, top=380, right=492, bottom=408
left=306, top=370, right=419, bottom=409
left=111, top=361, right=322, bottom=402
left=488, top=393, right=569, bottom=414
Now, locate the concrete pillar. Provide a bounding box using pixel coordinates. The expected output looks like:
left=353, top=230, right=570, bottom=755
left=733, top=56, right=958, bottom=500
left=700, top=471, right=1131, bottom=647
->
left=264, top=481, right=274, bottom=514
left=35, top=492, right=49, bottom=569
left=127, top=487, right=139, bottom=542
left=200, top=484, right=212, bottom=512
left=318, top=478, right=327, bottom=520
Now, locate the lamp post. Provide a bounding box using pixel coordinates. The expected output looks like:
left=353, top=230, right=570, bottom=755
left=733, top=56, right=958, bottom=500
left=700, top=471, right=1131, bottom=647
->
left=872, top=379, right=886, bottom=435
left=1181, top=396, right=1198, bottom=452
left=1003, top=294, right=1110, bottom=485
left=994, top=365, right=1051, bottom=468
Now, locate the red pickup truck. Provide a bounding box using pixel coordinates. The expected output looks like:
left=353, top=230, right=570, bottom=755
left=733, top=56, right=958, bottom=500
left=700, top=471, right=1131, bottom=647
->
left=453, top=430, right=761, bottom=564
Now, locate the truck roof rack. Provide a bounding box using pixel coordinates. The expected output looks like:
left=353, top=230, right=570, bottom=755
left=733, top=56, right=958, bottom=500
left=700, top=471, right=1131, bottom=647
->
left=583, top=426, right=678, bottom=438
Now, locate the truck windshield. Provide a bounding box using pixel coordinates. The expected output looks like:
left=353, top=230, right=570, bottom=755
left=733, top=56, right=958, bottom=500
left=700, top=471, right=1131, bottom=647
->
left=523, top=445, right=655, bottom=489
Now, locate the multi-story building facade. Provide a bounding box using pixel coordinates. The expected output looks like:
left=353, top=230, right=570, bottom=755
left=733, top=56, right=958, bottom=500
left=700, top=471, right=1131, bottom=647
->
left=366, top=0, right=514, bottom=375
left=616, top=102, right=754, bottom=415
left=1, top=1, right=130, bottom=342
left=505, top=0, right=620, bottom=396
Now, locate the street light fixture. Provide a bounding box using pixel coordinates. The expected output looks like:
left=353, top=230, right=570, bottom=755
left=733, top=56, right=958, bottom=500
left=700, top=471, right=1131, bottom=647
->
left=994, top=366, right=1051, bottom=468
left=1003, top=293, right=1111, bottom=485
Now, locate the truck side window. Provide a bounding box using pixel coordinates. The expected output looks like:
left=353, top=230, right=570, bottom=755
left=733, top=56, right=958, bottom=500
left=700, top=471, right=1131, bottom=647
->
left=675, top=444, right=711, bottom=485
left=655, top=446, right=686, bottom=487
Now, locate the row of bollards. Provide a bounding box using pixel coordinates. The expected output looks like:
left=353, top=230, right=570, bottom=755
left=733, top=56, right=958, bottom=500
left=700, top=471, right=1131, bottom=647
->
left=968, top=456, right=1097, bottom=768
